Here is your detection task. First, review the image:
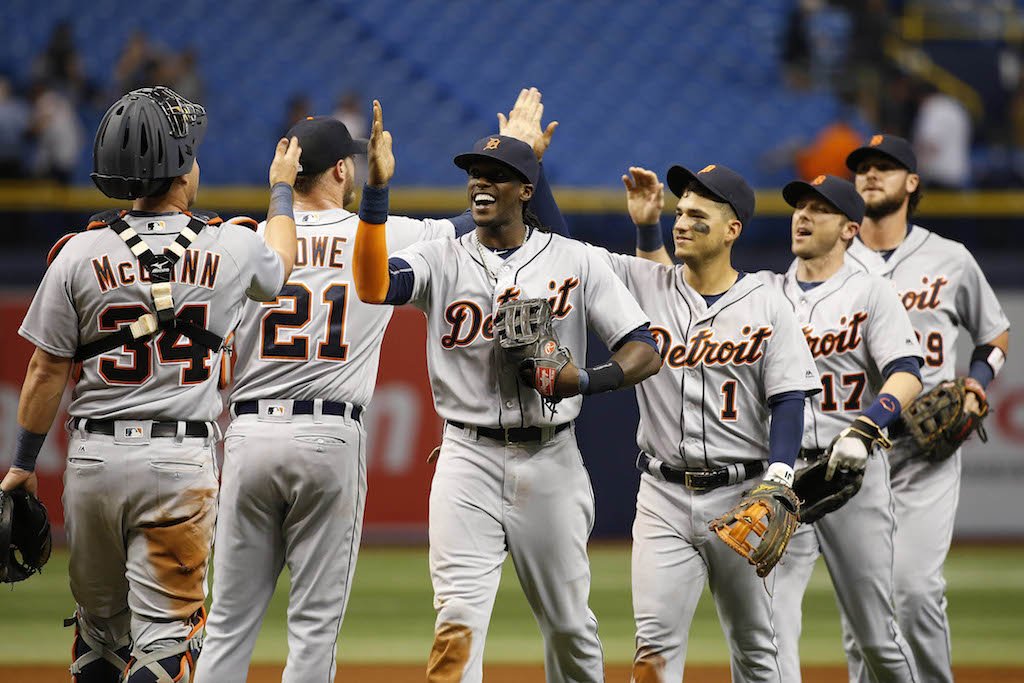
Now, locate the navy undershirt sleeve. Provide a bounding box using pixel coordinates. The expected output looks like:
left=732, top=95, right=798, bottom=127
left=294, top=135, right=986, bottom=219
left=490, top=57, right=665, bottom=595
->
left=450, top=211, right=476, bottom=237
left=767, top=390, right=806, bottom=467
left=612, top=323, right=659, bottom=355
left=383, top=257, right=415, bottom=305
left=882, top=355, right=923, bottom=381
left=528, top=163, right=568, bottom=236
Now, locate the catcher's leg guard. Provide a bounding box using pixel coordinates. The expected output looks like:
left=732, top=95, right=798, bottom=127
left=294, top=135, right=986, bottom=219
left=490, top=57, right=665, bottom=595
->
left=65, top=614, right=131, bottom=683
left=124, top=607, right=205, bottom=683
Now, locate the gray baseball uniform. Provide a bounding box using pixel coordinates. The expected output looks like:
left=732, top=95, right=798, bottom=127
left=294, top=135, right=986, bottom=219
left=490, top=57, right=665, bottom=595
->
left=759, top=261, right=921, bottom=682
left=197, top=209, right=454, bottom=683
left=391, top=229, right=648, bottom=683
left=19, top=212, right=283, bottom=666
left=593, top=250, right=821, bottom=683
left=845, top=226, right=1010, bottom=683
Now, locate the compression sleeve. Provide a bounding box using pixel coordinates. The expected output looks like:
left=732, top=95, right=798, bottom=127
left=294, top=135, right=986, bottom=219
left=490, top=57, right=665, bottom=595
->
left=768, top=390, right=805, bottom=467
left=353, top=185, right=391, bottom=304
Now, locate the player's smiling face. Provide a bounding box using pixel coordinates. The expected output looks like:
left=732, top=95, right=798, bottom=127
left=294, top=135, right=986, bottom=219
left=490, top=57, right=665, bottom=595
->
left=790, top=195, right=851, bottom=259
left=466, top=161, right=533, bottom=228
left=673, top=191, right=739, bottom=262
left=854, top=155, right=919, bottom=219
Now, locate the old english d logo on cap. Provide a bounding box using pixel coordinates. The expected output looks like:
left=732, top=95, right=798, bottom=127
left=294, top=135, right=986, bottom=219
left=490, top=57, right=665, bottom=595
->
left=870, top=134, right=884, bottom=146
left=812, top=175, right=826, bottom=185
left=699, top=164, right=717, bottom=174
left=484, top=138, right=501, bottom=150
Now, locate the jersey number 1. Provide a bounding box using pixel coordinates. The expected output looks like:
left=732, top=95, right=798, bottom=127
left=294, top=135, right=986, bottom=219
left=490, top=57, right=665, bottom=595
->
left=260, top=282, right=350, bottom=361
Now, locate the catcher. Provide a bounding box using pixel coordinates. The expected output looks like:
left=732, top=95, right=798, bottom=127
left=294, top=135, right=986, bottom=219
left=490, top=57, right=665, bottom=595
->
left=352, top=101, right=660, bottom=682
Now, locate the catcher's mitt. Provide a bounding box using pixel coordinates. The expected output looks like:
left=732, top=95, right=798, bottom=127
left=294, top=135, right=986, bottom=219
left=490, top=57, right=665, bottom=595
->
left=709, top=481, right=800, bottom=577
left=793, top=458, right=864, bottom=524
left=0, top=488, right=52, bottom=583
left=901, top=378, right=989, bottom=463
left=493, top=298, right=572, bottom=400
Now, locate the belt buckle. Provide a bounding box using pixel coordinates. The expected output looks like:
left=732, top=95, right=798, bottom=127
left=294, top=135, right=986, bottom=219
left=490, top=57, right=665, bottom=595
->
left=684, top=470, right=710, bottom=491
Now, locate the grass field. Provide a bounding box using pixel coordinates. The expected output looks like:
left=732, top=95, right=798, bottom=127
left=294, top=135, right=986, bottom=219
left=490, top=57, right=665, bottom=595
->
left=2, top=544, right=1022, bottom=666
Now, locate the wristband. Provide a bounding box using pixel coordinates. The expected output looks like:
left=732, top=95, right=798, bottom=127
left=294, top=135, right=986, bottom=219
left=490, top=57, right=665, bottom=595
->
left=970, top=344, right=1005, bottom=389
left=359, top=184, right=390, bottom=225
left=861, top=393, right=902, bottom=430
left=267, top=182, right=294, bottom=221
left=12, top=427, right=47, bottom=473
left=579, top=361, right=624, bottom=395
left=636, top=222, right=663, bottom=252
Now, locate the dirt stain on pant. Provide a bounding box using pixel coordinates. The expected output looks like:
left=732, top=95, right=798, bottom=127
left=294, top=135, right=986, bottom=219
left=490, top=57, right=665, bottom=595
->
left=427, top=622, right=472, bottom=683
left=141, top=492, right=215, bottom=619
left=632, top=647, right=666, bottom=683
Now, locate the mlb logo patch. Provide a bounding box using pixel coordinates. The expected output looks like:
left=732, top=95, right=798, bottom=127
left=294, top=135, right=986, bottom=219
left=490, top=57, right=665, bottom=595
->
left=123, top=427, right=144, bottom=438
left=146, top=220, right=166, bottom=231
left=266, top=405, right=286, bottom=416
left=302, top=213, right=319, bottom=223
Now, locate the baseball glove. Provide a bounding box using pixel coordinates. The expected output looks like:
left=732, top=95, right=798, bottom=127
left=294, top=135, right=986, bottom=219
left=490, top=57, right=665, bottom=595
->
left=793, top=458, right=864, bottom=524
left=901, top=378, right=989, bottom=463
left=0, top=488, right=52, bottom=583
left=709, top=481, right=800, bottom=577
left=493, top=298, right=572, bottom=400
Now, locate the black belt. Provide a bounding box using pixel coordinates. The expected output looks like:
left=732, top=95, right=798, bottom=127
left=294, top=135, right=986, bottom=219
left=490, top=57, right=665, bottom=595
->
left=799, top=448, right=827, bottom=461
left=232, top=400, right=362, bottom=422
left=447, top=420, right=570, bottom=443
left=73, top=418, right=210, bottom=438
left=636, top=452, right=764, bottom=491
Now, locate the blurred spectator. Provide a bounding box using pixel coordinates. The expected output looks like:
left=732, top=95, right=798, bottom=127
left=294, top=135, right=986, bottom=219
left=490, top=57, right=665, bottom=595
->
left=332, top=91, right=366, bottom=140
left=912, top=82, right=972, bottom=189
left=170, top=48, right=204, bottom=104
left=841, top=0, right=891, bottom=96
left=781, top=1, right=812, bottom=89
left=28, top=82, right=84, bottom=184
left=794, top=116, right=864, bottom=181
left=113, top=31, right=160, bottom=95
left=31, top=20, right=87, bottom=99
left=282, top=94, right=312, bottom=134
left=0, top=75, right=31, bottom=178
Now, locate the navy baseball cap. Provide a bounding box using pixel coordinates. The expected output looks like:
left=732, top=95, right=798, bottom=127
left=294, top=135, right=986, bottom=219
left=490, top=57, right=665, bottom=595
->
left=286, top=116, right=368, bottom=176
left=783, top=174, right=865, bottom=223
left=453, top=135, right=539, bottom=185
left=845, top=134, right=917, bottom=173
left=666, top=163, right=756, bottom=226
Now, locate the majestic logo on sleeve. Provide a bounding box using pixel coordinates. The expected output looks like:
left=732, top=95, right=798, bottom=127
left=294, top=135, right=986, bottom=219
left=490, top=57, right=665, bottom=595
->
left=899, top=275, right=948, bottom=311
left=649, top=325, right=773, bottom=368
left=440, top=277, right=580, bottom=349
left=801, top=311, right=867, bottom=359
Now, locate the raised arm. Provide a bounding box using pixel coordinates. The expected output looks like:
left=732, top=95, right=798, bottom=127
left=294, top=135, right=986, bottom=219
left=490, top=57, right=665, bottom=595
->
left=265, top=136, right=302, bottom=281
left=353, top=100, right=395, bottom=304
left=624, top=167, right=673, bottom=266
left=497, top=87, right=568, bottom=236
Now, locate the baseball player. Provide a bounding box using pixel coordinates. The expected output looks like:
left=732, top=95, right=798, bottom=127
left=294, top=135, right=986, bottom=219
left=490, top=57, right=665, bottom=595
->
left=196, top=87, right=567, bottom=683
left=596, top=164, right=821, bottom=682
left=841, top=135, right=1011, bottom=683
left=352, top=101, right=662, bottom=683
left=757, top=175, right=923, bottom=682
left=0, top=86, right=300, bottom=682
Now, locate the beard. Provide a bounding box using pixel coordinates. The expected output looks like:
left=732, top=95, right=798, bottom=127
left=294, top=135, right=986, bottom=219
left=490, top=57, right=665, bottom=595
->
left=864, top=187, right=908, bottom=220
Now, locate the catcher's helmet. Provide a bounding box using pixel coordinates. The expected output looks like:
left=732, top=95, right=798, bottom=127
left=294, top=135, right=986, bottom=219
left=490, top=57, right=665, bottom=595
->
left=91, top=86, right=207, bottom=200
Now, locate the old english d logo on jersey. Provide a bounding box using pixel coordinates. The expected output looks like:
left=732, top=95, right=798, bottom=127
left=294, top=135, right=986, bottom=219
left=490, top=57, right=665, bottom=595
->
left=484, top=137, right=501, bottom=150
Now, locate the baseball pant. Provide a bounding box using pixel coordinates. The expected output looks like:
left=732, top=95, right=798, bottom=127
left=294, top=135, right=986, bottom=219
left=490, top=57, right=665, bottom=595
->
left=427, top=422, right=604, bottom=683
left=773, top=454, right=919, bottom=682
left=196, top=406, right=367, bottom=683
left=630, top=472, right=783, bottom=683
left=62, top=419, right=218, bottom=657
left=845, top=449, right=960, bottom=683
